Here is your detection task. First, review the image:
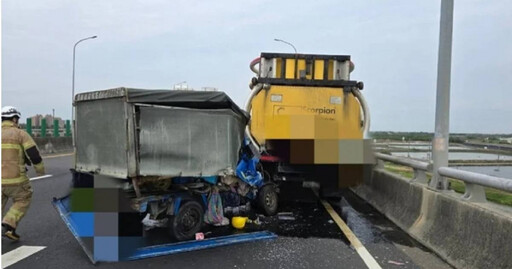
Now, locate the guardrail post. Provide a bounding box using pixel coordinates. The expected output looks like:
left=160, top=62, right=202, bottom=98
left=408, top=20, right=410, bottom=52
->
left=376, top=159, right=385, bottom=169
left=26, top=118, right=33, bottom=136
left=412, top=168, right=428, bottom=184
left=41, top=118, right=47, bottom=138
left=65, top=120, right=71, bottom=137
left=461, top=183, right=487, bottom=203
left=53, top=119, right=60, bottom=137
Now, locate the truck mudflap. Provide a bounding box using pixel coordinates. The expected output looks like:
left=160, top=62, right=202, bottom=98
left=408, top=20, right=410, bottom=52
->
left=52, top=195, right=277, bottom=263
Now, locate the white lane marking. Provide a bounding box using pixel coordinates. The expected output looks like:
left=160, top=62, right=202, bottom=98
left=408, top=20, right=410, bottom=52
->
left=320, top=199, right=382, bottom=269
left=2, top=246, right=46, bottom=268
left=29, top=175, right=53, bottom=181
left=43, top=152, right=73, bottom=159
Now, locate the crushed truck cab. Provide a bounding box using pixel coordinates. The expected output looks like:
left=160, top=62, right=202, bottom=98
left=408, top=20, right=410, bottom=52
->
left=54, top=88, right=277, bottom=263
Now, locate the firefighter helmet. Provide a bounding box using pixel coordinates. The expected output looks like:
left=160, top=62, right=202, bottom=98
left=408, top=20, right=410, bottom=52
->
left=1, top=106, right=21, bottom=118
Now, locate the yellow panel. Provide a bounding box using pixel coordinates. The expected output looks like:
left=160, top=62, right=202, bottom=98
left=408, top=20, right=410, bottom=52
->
left=296, top=59, right=306, bottom=79
left=275, top=58, right=282, bottom=79
left=250, top=85, right=362, bottom=144
left=314, top=116, right=339, bottom=139
left=285, top=59, right=296, bottom=79
left=314, top=60, right=324, bottom=80
left=290, top=115, right=315, bottom=139
left=264, top=115, right=290, bottom=139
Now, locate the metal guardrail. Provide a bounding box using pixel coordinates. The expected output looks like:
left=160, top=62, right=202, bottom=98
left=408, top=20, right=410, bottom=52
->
left=374, top=152, right=512, bottom=203
left=375, top=153, right=431, bottom=184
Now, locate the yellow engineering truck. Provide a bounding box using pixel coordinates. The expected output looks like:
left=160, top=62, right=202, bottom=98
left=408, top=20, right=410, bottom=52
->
left=245, top=52, right=373, bottom=193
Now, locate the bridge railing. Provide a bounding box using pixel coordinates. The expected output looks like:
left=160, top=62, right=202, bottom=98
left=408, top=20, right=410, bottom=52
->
left=374, top=152, right=512, bottom=203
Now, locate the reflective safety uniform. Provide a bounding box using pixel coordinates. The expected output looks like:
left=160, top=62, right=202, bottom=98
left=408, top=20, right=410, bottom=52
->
left=2, top=120, right=45, bottom=228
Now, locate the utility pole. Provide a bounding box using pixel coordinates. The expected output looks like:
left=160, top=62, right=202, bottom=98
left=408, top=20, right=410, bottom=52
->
left=430, top=0, right=454, bottom=190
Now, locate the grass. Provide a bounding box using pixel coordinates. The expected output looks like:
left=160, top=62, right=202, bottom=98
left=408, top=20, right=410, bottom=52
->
left=382, top=162, right=512, bottom=207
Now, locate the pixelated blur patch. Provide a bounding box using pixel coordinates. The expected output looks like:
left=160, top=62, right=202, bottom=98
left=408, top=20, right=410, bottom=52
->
left=363, top=139, right=376, bottom=164
left=338, top=164, right=364, bottom=187
left=314, top=139, right=339, bottom=164
left=118, top=213, right=143, bottom=237
left=93, top=174, right=123, bottom=189
left=94, top=212, right=119, bottom=236
left=93, top=188, right=119, bottom=212
left=69, top=212, right=94, bottom=237
left=72, top=172, right=94, bottom=188
left=94, top=236, right=119, bottom=261
left=71, top=188, right=94, bottom=212
left=118, top=189, right=137, bottom=212
left=339, top=139, right=363, bottom=164
left=290, top=139, right=314, bottom=164
left=118, top=237, right=145, bottom=260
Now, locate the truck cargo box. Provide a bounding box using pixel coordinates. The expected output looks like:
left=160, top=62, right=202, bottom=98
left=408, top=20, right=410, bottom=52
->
left=74, top=87, right=249, bottom=179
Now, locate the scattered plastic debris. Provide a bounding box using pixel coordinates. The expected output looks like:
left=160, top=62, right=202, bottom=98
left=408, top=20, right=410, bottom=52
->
left=388, top=260, right=405, bottom=266
left=328, top=220, right=334, bottom=224
left=142, top=214, right=168, bottom=230
left=213, top=217, right=230, bottom=226
left=247, top=217, right=262, bottom=225
left=278, top=212, right=296, bottom=221
left=195, top=232, right=205, bottom=240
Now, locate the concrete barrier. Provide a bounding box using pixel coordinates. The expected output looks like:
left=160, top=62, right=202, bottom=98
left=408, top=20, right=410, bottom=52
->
left=34, top=137, right=73, bottom=155
left=352, top=169, right=512, bottom=269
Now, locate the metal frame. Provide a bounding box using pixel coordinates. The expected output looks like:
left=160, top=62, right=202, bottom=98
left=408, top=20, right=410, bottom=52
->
left=256, top=77, right=360, bottom=88
left=374, top=153, right=512, bottom=203
left=260, top=52, right=351, bottom=61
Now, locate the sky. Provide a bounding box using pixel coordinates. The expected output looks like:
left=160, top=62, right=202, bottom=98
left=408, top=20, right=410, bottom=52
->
left=2, top=0, right=511, bottom=133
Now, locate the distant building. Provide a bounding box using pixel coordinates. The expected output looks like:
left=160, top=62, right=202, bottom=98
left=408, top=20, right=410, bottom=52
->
left=29, top=114, right=66, bottom=128
left=30, top=114, right=43, bottom=127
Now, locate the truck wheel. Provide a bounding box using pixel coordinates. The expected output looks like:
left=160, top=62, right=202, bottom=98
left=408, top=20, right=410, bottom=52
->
left=257, top=184, right=278, bottom=216
left=168, top=200, right=203, bottom=241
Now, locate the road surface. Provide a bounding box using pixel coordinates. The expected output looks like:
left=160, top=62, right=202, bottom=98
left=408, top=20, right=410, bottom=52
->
left=2, top=154, right=451, bottom=268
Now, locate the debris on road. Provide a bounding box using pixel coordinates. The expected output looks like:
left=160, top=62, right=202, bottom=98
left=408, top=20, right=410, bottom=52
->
left=388, top=260, right=405, bottom=266
left=278, top=212, right=296, bottom=221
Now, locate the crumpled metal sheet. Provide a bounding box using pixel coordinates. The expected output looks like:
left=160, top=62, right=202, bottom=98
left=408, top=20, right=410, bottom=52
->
left=138, top=106, right=245, bottom=177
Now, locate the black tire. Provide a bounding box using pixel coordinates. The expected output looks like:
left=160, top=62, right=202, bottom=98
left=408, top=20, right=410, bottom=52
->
left=257, top=184, right=278, bottom=216
left=168, top=200, right=204, bottom=241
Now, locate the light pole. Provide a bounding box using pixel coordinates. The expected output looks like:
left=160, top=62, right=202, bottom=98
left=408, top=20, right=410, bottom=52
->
left=274, top=38, right=297, bottom=54
left=274, top=38, right=298, bottom=78
left=71, top=35, right=97, bottom=148
left=174, top=81, right=187, bottom=90
left=431, top=0, right=454, bottom=190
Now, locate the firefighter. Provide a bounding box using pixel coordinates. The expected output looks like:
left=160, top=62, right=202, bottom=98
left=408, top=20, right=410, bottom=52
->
left=1, top=106, right=45, bottom=241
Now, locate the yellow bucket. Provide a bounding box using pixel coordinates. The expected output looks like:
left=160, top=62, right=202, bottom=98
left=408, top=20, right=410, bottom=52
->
left=231, top=216, right=248, bottom=229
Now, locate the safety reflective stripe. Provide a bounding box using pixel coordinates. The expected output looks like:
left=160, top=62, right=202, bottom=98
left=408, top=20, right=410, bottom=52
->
left=1, top=121, right=16, bottom=127
left=22, top=141, right=36, bottom=149
left=2, top=176, right=29, bottom=185
left=2, top=144, right=22, bottom=150
left=2, top=143, right=25, bottom=168
left=5, top=207, right=24, bottom=220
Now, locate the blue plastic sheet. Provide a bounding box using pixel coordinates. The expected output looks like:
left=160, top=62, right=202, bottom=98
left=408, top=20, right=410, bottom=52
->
left=236, top=154, right=263, bottom=188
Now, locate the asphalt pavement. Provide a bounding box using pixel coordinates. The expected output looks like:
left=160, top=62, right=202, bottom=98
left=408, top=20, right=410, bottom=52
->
left=1, top=154, right=452, bottom=268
